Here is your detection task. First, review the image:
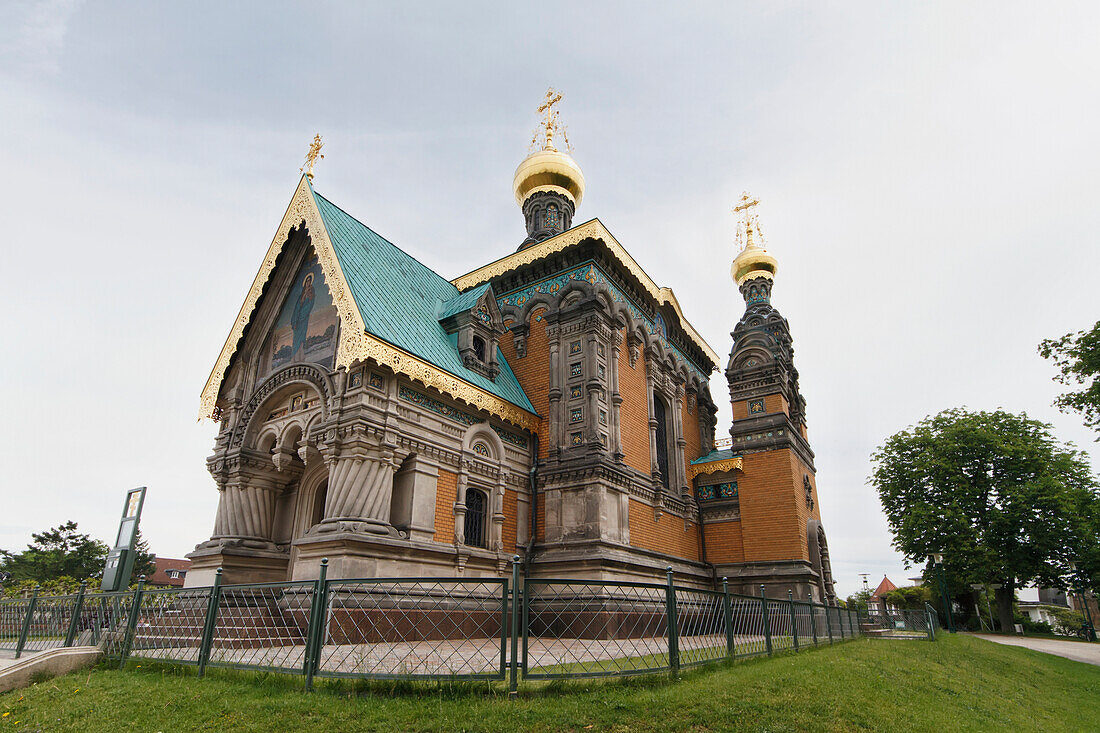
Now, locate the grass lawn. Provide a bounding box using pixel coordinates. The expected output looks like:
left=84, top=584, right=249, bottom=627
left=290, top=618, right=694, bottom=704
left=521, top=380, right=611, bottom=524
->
left=2, top=635, right=1099, bottom=731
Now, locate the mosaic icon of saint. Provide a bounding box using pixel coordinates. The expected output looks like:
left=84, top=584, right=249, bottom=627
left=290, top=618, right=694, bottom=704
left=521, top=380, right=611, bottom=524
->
left=292, top=273, right=316, bottom=360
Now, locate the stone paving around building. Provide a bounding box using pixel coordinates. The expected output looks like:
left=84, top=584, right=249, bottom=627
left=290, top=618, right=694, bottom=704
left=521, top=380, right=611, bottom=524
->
left=973, top=634, right=1100, bottom=667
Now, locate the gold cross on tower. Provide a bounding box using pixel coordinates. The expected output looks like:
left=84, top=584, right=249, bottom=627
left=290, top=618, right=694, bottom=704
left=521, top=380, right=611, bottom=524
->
left=733, top=191, right=763, bottom=250
left=531, top=87, right=571, bottom=153
left=300, top=134, right=325, bottom=181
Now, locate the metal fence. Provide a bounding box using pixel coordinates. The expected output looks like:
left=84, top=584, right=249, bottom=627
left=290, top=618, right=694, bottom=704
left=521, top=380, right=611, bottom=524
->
left=858, top=605, right=937, bottom=640
left=0, top=559, right=875, bottom=690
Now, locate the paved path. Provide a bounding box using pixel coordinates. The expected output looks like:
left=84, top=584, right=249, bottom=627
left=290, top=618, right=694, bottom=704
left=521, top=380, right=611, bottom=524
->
left=973, top=634, right=1100, bottom=667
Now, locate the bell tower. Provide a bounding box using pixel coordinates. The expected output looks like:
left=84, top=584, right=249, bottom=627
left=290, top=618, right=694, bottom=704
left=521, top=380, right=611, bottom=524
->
left=718, top=193, right=836, bottom=602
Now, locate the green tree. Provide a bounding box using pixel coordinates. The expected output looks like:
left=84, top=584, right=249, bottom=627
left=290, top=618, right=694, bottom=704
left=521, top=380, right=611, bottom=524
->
left=131, top=530, right=157, bottom=581
left=1040, top=320, right=1100, bottom=438
left=871, top=408, right=1099, bottom=632
left=846, top=589, right=873, bottom=612
left=0, top=521, right=108, bottom=584
left=881, top=586, right=933, bottom=609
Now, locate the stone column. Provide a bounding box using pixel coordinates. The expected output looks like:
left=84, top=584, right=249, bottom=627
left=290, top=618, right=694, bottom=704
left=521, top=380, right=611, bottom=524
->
left=645, top=353, right=660, bottom=480
left=673, top=382, right=689, bottom=498
left=215, top=474, right=282, bottom=543
left=609, top=332, right=624, bottom=461
left=492, top=471, right=507, bottom=552
left=547, top=328, right=563, bottom=455
left=454, top=462, right=470, bottom=544
left=585, top=332, right=601, bottom=445
left=317, top=441, right=398, bottom=535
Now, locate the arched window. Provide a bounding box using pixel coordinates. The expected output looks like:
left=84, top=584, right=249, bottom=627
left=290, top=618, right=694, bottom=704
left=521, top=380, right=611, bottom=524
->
left=654, top=396, right=670, bottom=490
left=472, top=336, right=486, bottom=362
left=465, top=489, right=488, bottom=548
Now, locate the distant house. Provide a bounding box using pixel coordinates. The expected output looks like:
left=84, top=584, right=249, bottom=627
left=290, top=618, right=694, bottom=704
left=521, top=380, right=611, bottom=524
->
left=147, top=557, right=191, bottom=587
left=869, top=576, right=899, bottom=611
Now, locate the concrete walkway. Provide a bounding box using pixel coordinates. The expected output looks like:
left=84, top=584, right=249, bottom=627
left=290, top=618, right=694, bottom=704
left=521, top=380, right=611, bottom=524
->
left=973, top=634, right=1100, bottom=667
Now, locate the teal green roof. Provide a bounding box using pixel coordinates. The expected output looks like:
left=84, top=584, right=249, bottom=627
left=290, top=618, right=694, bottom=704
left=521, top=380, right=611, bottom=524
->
left=311, top=189, right=535, bottom=415
left=690, top=449, right=741, bottom=465
left=438, top=283, right=490, bottom=321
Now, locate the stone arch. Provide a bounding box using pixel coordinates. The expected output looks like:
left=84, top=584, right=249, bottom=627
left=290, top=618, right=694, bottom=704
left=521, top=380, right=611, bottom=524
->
left=807, top=519, right=836, bottom=602
left=236, top=363, right=333, bottom=448
left=516, top=293, right=555, bottom=326
left=462, top=422, right=505, bottom=463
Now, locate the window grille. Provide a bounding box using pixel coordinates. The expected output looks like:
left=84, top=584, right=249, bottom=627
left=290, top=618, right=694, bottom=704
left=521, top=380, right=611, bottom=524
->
left=465, top=489, right=487, bottom=548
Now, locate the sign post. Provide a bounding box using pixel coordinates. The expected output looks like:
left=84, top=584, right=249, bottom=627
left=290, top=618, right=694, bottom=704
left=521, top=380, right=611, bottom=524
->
left=101, top=487, right=147, bottom=592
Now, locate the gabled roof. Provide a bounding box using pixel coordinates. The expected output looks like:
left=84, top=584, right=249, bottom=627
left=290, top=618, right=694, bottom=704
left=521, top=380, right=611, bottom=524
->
left=451, top=218, right=721, bottom=369
left=437, top=283, right=491, bottom=321
left=871, top=576, right=898, bottom=599
left=200, top=177, right=537, bottom=429
left=313, top=193, right=534, bottom=415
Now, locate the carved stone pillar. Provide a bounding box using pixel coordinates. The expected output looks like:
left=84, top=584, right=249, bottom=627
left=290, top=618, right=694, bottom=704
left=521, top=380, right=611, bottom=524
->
left=585, top=331, right=601, bottom=446
left=673, top=382, right=689, bottom=498
left=216, top=473, right=282, bottom=543
left=492, top=471, right=507, bottom=553
left=316, top=439, right=399, bottom=536
left=645, top=353, right=660, bottom=479
left=609, top=332, right=624, bottom=461
left=454, top=463, right=470, bottom=545
left=547, top=326, right=563, bottom=454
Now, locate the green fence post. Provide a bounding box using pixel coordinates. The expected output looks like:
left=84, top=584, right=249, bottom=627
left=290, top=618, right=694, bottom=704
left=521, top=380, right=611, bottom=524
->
left=722, top=577, right=734, bottom=659
left=64, top=581, right=88, bottom=647
left=509, top=555, right=521, bottom=696
left=848, top=607, right=856, bottom=637
left=666, top=567, right=679, bottom=675
left=118, top=576, right=146, bottom=669
left=521, top=574, right=530, bottom=676
left=197, top=567, right=223, bottom=677
left=824, top=604, right=834, bottom=645
left=788, top=591, right=799, bottom=651
left=14, top=587, right=39, bottom=659
left=304, top=558, right=328, bottom=691
left=807, top=594, right=818, bottom=646
left=760, top=585, right=772, bottom=656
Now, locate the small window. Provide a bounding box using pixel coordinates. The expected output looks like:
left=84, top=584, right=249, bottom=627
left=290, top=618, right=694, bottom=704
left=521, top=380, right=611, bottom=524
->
left=472, top=336, right=486, bottom=362
left=465, top=489, right=488, bottom=548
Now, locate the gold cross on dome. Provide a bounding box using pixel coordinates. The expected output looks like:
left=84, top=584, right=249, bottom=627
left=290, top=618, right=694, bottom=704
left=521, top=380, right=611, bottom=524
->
left=300, top=134, right=325, bottom=180
left=733, top=191, right=763, bottom=249
left=531, top=87, right=571, bottom=153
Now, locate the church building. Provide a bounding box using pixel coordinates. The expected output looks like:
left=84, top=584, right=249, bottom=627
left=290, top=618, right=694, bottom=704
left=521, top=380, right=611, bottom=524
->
left=188, top=93, right=837, bottom=603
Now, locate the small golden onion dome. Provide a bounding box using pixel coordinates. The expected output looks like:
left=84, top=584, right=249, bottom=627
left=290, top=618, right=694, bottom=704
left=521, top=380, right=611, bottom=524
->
left=513, top=148, right=585, bottom=207
left=731, top=236, right=778, bottom=286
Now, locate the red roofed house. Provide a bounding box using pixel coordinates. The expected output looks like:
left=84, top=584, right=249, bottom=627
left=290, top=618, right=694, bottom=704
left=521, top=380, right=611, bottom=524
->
left=147, top=557, right=192, bottom=587
left=869, top=575, right=898, bottom=612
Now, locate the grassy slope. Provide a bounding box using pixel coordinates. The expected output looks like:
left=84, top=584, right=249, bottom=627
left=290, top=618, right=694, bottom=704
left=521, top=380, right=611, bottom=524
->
left=2, top=635, right=1099, bottom=732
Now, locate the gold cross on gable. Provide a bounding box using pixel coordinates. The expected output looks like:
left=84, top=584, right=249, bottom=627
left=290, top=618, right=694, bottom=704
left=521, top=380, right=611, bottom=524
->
left=531, top=87, right=571, bottom=153
left=300, top=134, right=324, bottom=180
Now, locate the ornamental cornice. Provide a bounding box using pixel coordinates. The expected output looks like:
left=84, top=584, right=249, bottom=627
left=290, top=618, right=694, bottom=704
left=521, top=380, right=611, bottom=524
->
left=198, top=177, right=539, bottom=433
left=451, top=219, right=720, bottom=367
left=687, top=456, right=743, bottom=480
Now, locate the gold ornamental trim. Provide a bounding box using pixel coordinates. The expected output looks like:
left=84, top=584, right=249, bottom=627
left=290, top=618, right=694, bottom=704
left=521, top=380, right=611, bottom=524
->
left=199, top=176, right=367, bottom=420
left=451, top=219, right=721, bottom=367
left=199, top=177, right=539, bottom=432
left=688, top=456, right=743, bottom=480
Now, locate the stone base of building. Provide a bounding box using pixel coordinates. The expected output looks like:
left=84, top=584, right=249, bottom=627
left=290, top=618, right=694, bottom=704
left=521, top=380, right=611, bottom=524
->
left=717, top=559, right=826, bottom=602
left=289, top=531, right=511, bottom=581
left=529, top=538, right=713, bottom=587
left=184, top=542, right=291, bottom=587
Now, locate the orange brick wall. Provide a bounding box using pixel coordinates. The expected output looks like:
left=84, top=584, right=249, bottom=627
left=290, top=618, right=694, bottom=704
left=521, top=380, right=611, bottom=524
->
left=737, top=448, right=808, bottom=562
left=627, top=498, right=701, bottom=561
left=682, top=393, right=703, bottom=468
left=619, top=328, right=651, bottom=475
left=500, top=308, right=550, bottom=459
left=704, top=519, right=744, bottom=564
left=503, top=488, right=519, bottom=552
left=433, top=469, right=458, bottom=543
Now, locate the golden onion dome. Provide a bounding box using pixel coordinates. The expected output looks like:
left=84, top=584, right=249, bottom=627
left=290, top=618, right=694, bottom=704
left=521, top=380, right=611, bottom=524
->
left=731, top=228, right=778, bottom=285
left=513, top=148, right=585, bottom=207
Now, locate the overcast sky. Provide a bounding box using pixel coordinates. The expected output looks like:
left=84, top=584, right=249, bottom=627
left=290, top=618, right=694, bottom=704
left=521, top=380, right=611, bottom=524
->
left=2, top=2, right=1097, bottom=599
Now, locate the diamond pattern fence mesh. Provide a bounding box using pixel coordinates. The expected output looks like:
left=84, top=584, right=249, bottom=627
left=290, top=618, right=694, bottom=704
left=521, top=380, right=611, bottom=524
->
left=0, top=565, right=887, bottom=686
